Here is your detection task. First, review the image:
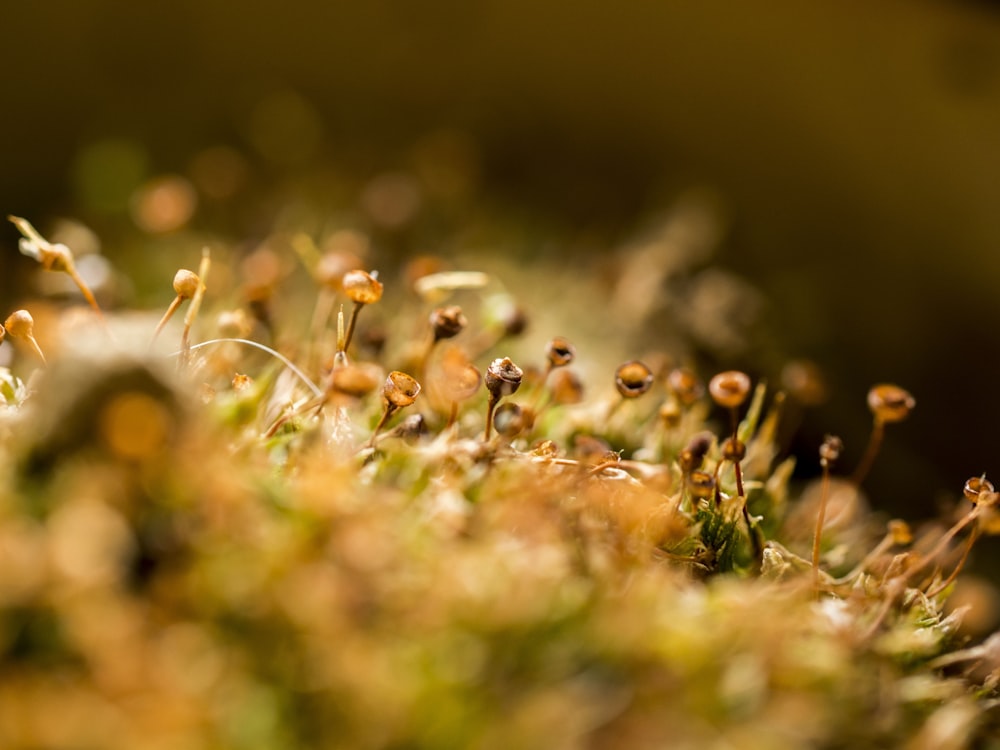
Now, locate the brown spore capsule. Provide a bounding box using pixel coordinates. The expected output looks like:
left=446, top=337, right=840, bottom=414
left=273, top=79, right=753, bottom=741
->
left=888, top=519, right=913, bottom=546
left=964, top=476, right=996, bottom=504
left=342, top=269, right=384, bottom=305
left=722, top=436, right=746, bottom=463
left=679, top=432, right=713, bottom=473
left=667, top=367, right=703, bottom=406
left=545, top=337, right=575, bottom=369
left=429, top=305, right=467, bottom=342
left=486, top=357, right=524, bottom=399
left=688, top=470, right=716, bottom=501
left=383, top=371, right=421, bottom=409
left=867, top=384, right=915, bottom=424
left=659, top=399, right=682, bottom=428
left=708, top=370, right=751, bottom=409
left=615, top=360, right=654, bottom=399
left=819, top=435, right=843, bottom=468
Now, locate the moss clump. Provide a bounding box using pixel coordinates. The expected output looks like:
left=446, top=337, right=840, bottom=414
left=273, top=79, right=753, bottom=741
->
left=0, top=219, right=997, bottom=748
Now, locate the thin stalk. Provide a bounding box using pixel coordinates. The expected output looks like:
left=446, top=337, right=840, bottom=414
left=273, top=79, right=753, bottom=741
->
left=852, top=420, right=884, bottom=485
left=150, top=296, right=184, bottom=345
left=813, top=462, right=831, bottom=593
left=906, top=507, right=981, bottom=581
left=64, top=265, right=106, bottom=322
left=926, top=525, right=980, bottom=598
left=180, top=250, right=211, bottom=369
left=367, top=405, right=397, bottom=449
left=342, top=301, right=364, bottom=354
left=24, top=335, right=46, bottom=364
left=484, top=395, right=499, bottom=441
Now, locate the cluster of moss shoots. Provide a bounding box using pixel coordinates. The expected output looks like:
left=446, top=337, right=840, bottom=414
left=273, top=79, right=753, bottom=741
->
left=1, top=215, right=999, bottom=748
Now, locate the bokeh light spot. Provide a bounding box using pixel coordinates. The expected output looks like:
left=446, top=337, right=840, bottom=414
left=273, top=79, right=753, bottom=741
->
left=130, top=174, right=197, bottom=234
left=99, top=391, right=173, bottom=462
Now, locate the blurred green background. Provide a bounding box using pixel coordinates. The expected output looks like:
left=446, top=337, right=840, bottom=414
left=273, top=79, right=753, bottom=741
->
left=4, top=0, right=1000, bottom=516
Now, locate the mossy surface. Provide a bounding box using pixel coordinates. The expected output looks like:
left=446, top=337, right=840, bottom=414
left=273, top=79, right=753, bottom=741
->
left=0, top=217, right=998, bottom=748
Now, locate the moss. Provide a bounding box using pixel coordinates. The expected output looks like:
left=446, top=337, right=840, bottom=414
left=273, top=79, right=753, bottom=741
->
left=0, top=217, right=998, bottom=747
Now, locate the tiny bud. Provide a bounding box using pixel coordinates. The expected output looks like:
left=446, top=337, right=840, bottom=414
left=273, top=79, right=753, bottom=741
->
left=545, top=337, right=575, bottom=369
left=4, top=309, right=34, bottom=339
left=679, top=432, right=713, bottom=473
left=688, top=470, right=717, bottom=500
left=383, top=371, right=420, bottom=409
left=615, top=360, right=654, bottom=399
left=867, top=384, right=915, bottom=424
left=708, top=370, right=752, bottom=409
left=722, top=436, right=746, bottom=462
left=173, top=269, right=200, bottom=299
left=486, top=357, right=524, bottom=399
left=342, top=269, right=384, bottom=305
left=964, top=476, right=996, bottom=504
left=667, top=367, right=703, bottom=406
left=429, top=305, right=467, bottom=342
left=659, top=399, right=681, bottom=428
left=819, top=435, right=843, bottom=468
left=888, top=519, right=913, bottom=546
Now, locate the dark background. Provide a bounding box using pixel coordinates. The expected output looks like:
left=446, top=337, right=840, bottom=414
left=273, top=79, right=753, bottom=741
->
left=4, top=0, right=1000, bottom=519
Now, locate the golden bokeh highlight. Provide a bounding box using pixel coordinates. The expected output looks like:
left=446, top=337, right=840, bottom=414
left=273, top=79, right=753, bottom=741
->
left=98, top=391, right=173, bottom=462
left=130, top=175, right=197, bottom=234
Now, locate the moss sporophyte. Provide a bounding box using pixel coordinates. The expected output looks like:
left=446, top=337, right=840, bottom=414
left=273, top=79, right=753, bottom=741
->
left=0, top=215, right=998, bottom=747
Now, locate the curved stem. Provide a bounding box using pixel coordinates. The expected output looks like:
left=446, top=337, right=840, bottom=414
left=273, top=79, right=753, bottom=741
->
left=852, top=420, right=884, bottom=485
left=180, top=338, right=323, bottom=397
